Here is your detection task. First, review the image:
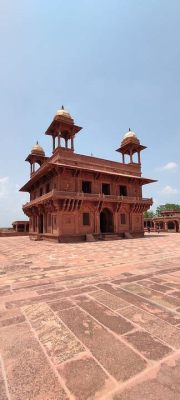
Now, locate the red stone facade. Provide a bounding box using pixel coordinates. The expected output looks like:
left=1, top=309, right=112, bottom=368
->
left=20, top=107, right=156, bottom=242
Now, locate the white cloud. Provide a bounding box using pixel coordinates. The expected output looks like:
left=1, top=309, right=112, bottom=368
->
left=0, top=176, right=9, bottom=199
left=159, top=185, right=180, bottom=195
left=157, top=162, right=178, bottom=171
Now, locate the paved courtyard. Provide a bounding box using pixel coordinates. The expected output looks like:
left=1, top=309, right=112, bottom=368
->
left=0, top=233, right=180, bottom=400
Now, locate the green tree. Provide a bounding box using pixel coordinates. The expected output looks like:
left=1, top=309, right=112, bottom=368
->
left=156, top=204, right=180, bottom=216
left=144, top=210, right=155, bottom=219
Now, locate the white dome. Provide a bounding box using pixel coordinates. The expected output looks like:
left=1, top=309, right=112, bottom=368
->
left=31, top=142, right=45, bottom=156
left=123, top=130, right=137, bottom=140
left=55, top=106, right=72, bottom=119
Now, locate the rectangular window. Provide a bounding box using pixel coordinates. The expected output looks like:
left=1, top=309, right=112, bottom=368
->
left=102, top=183, right=110, bottom=195
left=119, top=185, right=127, bottom=196
left=121, top=214, right=126, bottom=224
left=82, top=181, right=92, bottom=193
left=83, top=213, right=90, bottom=225
left=39, top=187, right=43, bottom=196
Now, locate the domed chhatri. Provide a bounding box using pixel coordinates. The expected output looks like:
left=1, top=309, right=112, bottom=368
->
left=55, top=105, right=73, bottom=120
left=45, top=105, right=82, bottom=152
left=31, top=141, right=45, bottom=156
left=116, top=128, right=146, bottom=164
left=122, top=128, right=139, bottom=144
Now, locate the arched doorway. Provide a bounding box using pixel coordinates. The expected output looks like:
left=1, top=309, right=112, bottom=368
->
left=167, top=221, right=175, bottom=230
left=100, top=208, right=114, bottom=233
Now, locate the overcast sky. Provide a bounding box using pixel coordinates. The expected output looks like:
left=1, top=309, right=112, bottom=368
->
left=0, top=0, right=180, bottom=226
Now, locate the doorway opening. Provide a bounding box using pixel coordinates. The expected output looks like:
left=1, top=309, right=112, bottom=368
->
left=167, top=221, right=175, bottom=230
left=100, top=208, right=114, bottom=233
left=39, top=214, right=43, bottom=234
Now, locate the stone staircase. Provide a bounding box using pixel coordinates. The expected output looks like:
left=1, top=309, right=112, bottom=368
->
left=101, top=233, right=123, bottom=241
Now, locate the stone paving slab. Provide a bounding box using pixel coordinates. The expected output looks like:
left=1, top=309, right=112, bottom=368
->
left=113, top=354, right=180, bottom=400
left=0, top=232, right=180, bottom=399
left=58, top=306, right=147, bottom=381
left=0, top=358, right=8, bottom=400
left=0, top=322, right=68, bottom=400
left=58, top=355, right=114, bottom=400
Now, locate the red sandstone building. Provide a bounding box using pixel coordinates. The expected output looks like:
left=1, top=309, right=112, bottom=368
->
left=20, top=107, right=156, bottom=242
left=144, top=210, right=180, bottom=233
left=0, top=221, right=29, bottom=237
left=12, top=220, right=29, bottom=233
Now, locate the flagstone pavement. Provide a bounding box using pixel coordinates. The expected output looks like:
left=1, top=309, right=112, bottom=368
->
left=0, top=232, right=180, bottom=400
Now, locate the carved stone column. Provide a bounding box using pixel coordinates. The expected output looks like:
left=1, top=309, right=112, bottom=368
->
left=114, top=211, right=118, bottom=233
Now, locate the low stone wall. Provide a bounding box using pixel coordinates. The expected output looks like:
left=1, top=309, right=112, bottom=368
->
left=0, top=232, right=29, bottom=237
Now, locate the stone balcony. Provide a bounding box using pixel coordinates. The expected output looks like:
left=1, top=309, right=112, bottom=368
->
left=23, top=190, right=153, bottom=210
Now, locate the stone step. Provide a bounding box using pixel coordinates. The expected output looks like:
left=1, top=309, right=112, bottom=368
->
left=102, top=234, right=123, bottom=241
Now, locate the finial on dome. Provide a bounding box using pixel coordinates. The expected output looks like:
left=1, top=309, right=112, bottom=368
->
left=121, top=129, right=139, bottom=144
left=55, top=106, right=72, bottom=120
left=31, top=142, right=45, bottom=156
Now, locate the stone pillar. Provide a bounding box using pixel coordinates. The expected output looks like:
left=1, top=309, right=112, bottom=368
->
left=114, top=212, right=118, bottom=233
left=164, top=222, right=168, bottom=232
left=71, top=137, right=74, bottom=151
left=129, top=212, right=132, bottom=233
left=122, top=153, right=125, bottom=163
left=33, top=216, right=36, bottom=232
left=58, top=134, right=61, bottom=147
left=94, top=212, right=100, bottom=234
left=65, top=138, right=68, bottom=148
left=57, top=211, right=62, bottom=236
left=53, top=137, right=55, bottom=152
left=37, top=216, right=39, bottom=233
left=43, top=214, right=46, bottom=233
left=138, top=152, right=141, bottom=164
left=130, top=149, right=133, bottom=163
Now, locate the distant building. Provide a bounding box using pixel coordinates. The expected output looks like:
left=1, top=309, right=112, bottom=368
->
left=144, top=210, right=180, bottom=232
left=12, top=220, right=29, bottom=233
left=0, top=221, right=29, bottom=237
left=20, top=107, right=156, bottom=242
